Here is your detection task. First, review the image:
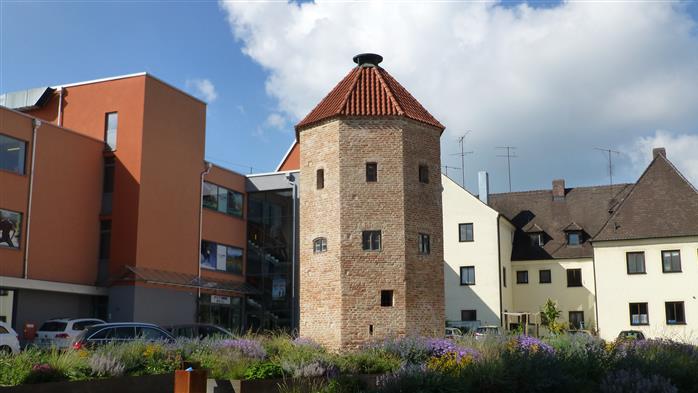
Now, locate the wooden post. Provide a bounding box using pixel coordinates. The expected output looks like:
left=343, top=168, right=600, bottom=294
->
left=174, top=370, right=207, bottom=393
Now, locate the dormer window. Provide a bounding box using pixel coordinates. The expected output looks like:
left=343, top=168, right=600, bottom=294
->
left=567, top=231, right=582, bottom=246
left=563, top=222, right=584, bottom=246
left=530, top=232, right=544, bottom=247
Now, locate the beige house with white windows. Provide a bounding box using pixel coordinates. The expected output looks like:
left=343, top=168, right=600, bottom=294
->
left=442, top=174, right=513, bottom=328
left=593, top=148, right=698, bottom=343
left=444, top=147, right=698, bottom=342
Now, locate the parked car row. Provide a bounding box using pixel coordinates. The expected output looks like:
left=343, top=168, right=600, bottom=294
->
left=0, top=318, right=234, bottom=354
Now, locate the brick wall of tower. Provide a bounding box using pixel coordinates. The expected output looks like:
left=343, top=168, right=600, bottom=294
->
left=299, top=116, right=445, bottom=350
left=402, top=121, right=445, bottom=336
left=299, top=120, right=343, bottom=349
left=338, top=118, right=409, bottom=348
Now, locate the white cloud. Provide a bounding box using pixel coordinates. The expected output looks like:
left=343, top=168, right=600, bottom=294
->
left=265, top=112, right=287, bottom=131
left=220, top=1, right=698, bottom=191
left=186, top=78, right=218, bottom=103
left=624, top=130, right=698, bottom=187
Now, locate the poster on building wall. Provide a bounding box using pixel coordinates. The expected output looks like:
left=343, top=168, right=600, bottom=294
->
left=272, top=279, right=286, bottom=300
left=216, top=245, right=227, bottom=271
left=200, top=242, right=216, bottom=269
left=0, top=209, right=21, bottom=249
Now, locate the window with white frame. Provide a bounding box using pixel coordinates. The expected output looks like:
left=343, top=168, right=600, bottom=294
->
left=313, top=238, right=327, bottom=253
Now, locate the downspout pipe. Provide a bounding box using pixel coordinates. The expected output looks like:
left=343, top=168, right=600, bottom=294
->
left=197, top=162, right=213, bottom=302
left=286, top=173, right=298, bottom=332
left=57, top=88, right=64, bottom=127
left=24, top=118, right=42, bottom=279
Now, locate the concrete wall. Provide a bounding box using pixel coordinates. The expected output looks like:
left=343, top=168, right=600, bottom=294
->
left=442, top=175, right=502, bottom=326
left=14, top=289, right=96, bottom=334
left=108, top=285, right=196, bottom=325
left=137, top=77, right=206, bottom=276
left=594, top=236, right=698, bottom=343
left=511, top=258, right=596, bottom=331
left=498, top=217, right=515, bottom=318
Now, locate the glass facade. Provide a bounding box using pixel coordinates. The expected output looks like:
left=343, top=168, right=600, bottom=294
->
left=197, top=294, right=242, bottom=333
left=246, top=189, right=295, bottom=332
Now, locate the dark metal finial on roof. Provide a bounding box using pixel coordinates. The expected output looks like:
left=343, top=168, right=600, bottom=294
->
left=353, top=53, right=383, bottom=67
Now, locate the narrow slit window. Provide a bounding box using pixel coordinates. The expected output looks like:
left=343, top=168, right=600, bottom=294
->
left=366, top=162, right=377, bottom=182
left=316, top=169, right=324, bottom=190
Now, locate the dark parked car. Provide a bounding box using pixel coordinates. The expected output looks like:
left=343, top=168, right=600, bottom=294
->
left=164, top=324, right=233, bottom=339
left=618, top=330, right=646, bottom=341
left=71, top=323, right=174, bottom=349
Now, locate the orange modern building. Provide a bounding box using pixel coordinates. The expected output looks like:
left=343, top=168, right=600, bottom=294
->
left=1, top=74, right=299, bottom=335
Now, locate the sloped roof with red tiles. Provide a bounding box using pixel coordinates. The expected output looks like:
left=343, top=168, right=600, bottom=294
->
left=295, top=64, right=444, bottom=133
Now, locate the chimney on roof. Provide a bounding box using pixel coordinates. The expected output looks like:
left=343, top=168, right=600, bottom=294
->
left=552, top=179, right=565, bottom=201
left=353, top=53, right=383, bottom=67
left=653, top=147, right=666, bottom=159
left=478, top=171, right=489, bottom=205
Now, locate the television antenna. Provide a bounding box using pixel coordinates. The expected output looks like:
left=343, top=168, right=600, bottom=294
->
left=450, top=132, right=474, bottom=187
left=496, top=146, right=517, bottom=192
left=594, top=147, right=621, bottom=187
left=441, top=165, right=461, bottom=177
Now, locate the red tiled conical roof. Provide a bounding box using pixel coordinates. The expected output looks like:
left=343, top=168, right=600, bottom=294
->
left=295, top=65, right=445, bottom=133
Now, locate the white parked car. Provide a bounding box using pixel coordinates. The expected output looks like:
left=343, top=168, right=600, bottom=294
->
left=445, top=327, right=463, bottom=339
left=0, top=321, right=20, bottom=355
left=474, top=325, right=502, bottom=340
left=36, top=318, right=105, bottom=349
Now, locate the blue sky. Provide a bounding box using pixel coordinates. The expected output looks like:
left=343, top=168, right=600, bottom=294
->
left=3, top=1, right=698, bottom=192
left=1, top=2, right=287, bottom=174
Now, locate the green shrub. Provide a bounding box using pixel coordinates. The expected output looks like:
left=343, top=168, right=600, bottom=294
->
left=0, top=350, right=37, bottom=386
left=243, top=361, right=284, bottom=380
left=336, top=350, right=401, bottom=374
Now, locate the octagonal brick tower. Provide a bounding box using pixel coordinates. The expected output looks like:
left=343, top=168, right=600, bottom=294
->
left=297, top=53, right=445, bottom=350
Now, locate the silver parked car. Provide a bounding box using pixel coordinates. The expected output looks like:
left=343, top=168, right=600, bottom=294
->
left=36, top=318, right=105, bottom=349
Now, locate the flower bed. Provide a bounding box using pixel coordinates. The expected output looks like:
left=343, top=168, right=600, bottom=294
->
left=1, top=334, right=697, bottom=393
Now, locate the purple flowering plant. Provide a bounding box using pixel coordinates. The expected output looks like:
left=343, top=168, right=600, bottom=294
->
left=219, top=339, right=267, bottom=360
